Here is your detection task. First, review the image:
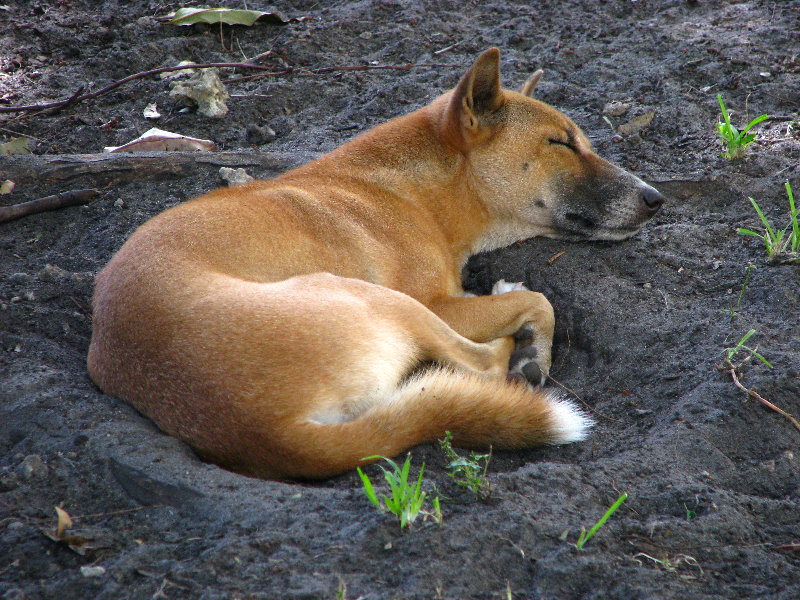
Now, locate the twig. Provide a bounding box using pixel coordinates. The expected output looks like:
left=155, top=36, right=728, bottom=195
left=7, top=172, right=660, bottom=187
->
left=0, top=189, right=100, bottom=224
left=433, top=41, right=463, bottom=56
left=720, top=359, right=800, bottom=433
left=0, top=61, right=450, bottom=116
left=547, top=374, right=622, bottom=423
left=775, top=542, right=800, bottom=552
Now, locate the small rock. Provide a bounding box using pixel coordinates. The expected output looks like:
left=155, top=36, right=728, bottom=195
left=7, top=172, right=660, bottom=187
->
left=603, top=101, right=630, bottom=117
left=0, top=468, right=20, bottom=491
left=80, top=565, right=106, bottom=577
left=246, top=123, right=276, bottom=145
left=39, top=263, right=70, bottom=282
left=17, top=454, right=48, bottom=480
left=170, top=68, right=229, bottom=118
left=8, top=272, right=29, bottom=285
left=114, top=199, right=124, bottom=208
left=219, top=167, right=254, bottom=186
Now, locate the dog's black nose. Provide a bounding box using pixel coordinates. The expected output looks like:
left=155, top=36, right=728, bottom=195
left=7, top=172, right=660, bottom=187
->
left=642, top=186, right=665, bottom=212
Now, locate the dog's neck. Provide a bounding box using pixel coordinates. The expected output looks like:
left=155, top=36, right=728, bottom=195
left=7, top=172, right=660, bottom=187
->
left=310, top=104, right=504, bottom=264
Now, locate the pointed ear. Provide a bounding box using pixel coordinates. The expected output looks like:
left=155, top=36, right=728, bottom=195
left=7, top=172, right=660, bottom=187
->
left=520, top=69, right=543, bottom=97
left=441, top=48, right=504, bottom=150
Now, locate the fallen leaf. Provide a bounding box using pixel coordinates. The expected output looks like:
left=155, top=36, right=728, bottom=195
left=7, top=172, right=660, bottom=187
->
left=0, top=180, right=14, bottom=194
left=55, top=506, right=73, bottom=537
left=168, top=8, right=298, bottom=27
left=618, top=111, right=656, bottom=136
left=103, top=128, right=216, bottom=153
left=0, top=137, right=31, bottom=155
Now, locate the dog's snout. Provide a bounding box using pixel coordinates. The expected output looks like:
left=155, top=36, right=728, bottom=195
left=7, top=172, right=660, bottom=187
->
left=641, top=185, right=665, bottom=212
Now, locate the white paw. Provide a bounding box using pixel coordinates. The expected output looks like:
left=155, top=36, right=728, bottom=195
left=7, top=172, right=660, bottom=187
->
left=491, top=279, right=528, bottom=295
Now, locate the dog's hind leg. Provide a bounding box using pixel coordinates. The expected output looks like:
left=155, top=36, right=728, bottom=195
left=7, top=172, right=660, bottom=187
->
left=203, top=273, right=585, bottom=479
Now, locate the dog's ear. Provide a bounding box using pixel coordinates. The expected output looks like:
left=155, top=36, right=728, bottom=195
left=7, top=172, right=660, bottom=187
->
left=441, top=48, right=504, bottom=150
left=520, top=70, right=543, bottom=97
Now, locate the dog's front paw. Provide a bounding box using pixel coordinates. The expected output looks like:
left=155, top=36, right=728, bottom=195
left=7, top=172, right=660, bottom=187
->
left=508, top=341, right=548, bottom=387
left=492, top=279, right=528, bottom=295
left=491, top=279, right=551, bottom=387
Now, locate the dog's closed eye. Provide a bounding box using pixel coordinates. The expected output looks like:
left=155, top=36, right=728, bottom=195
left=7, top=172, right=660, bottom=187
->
left=548, top=138, right=577, bottom=152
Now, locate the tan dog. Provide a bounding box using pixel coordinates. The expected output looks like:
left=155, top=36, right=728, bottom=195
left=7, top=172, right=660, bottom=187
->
left=88, top=48, right=663, bottom=480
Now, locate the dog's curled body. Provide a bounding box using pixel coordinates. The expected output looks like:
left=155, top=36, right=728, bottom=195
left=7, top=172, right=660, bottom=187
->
left=88, top=49, right=662, bottom=479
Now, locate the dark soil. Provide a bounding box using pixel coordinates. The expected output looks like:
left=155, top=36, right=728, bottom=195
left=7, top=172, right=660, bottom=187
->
left=2, top=1, right=799, bottom=598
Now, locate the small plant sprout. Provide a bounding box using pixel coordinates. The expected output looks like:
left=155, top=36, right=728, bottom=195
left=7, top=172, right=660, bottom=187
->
left=632, top=552, right=703, bottom=577
left=716, top=94, right=768, bottom=159
left=738, top=181, right=800, bottom=263
left=720, top=264, right=755, bottom=320
left=724, top=329, right=772, bottom=368
left=717, top=331, right=800, bottom=434
left=684, top=503, right=697, bottom=521
left=574, top=492, right=627, bottom=551
left=357, top=454, right=441, bottom=528
left=439, top=431, right=492, bottom=500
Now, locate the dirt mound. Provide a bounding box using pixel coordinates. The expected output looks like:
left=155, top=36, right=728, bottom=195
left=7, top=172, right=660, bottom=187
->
left=1, top=1, right=798, bottom=598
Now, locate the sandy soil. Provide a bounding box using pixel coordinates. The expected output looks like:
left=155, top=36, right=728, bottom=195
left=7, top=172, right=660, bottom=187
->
left=1, top=1, right=799, bottom=598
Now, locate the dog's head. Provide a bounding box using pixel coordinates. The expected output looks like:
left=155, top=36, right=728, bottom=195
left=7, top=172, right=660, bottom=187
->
left=437, top=48, right=663, bottom=248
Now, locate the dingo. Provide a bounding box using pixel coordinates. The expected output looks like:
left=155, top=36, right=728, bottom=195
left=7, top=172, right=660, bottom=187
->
left=88, top=48, right=663, bottom=479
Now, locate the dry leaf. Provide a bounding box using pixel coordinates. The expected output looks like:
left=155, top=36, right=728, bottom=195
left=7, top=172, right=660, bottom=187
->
left=0, top=137, right=31, bottom=155
left=103, top=128, right=216, bottom=153
left=55, top=506, right=73, bottom=537
left=618, top=111, right=656, bottom=136
left=168, top=8, right=301, bottom=26
left=0, top=180, right=14, bottom=194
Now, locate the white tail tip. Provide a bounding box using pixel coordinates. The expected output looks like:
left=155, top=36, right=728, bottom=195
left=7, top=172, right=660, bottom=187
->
left=546, top=393, right=595, bottom=444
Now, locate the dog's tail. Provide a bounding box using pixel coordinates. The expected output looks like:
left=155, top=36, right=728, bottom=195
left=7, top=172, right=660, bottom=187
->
left=262, top=367, right=593, bottom=480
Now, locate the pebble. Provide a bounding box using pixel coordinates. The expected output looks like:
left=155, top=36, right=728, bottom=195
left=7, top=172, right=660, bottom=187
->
left=80, top=565, right=106, bottom=577
left=17, top=454, right=48, bottom=480
left=39, top=263, right=70, bottom=281
left=219, top=167, right=254, bottom=186
left=603, top=101, right=630, bottom=116
left=246, top=123, right=276, bottom=145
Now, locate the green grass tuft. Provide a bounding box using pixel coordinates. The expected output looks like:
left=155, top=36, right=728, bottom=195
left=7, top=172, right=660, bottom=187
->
left=716, top=94, right=767, bottom=159
left=738, top=181, right=799, bottom=263
left=357, top=454, right=442, bottom=528
left=439, top=431, right=492, bottom=500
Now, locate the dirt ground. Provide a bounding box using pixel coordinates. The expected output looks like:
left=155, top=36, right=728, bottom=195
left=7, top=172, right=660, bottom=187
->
left=2, top=1, right=799, bottom=598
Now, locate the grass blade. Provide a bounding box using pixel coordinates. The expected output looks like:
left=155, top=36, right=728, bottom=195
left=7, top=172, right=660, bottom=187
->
left=575, top=492, right=628, bottom=551
left=786, top=181, right=799, bottom=253
left=741, top=113, right=769, bottom=135
left=356, top=467, right=380, bottom=508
